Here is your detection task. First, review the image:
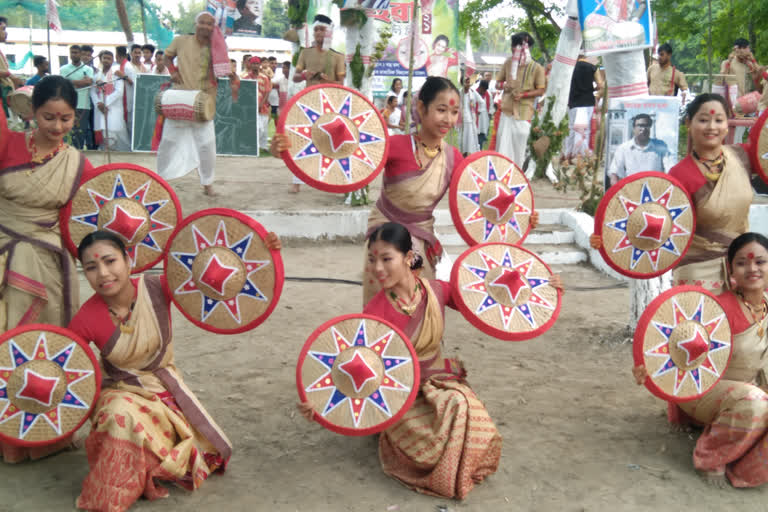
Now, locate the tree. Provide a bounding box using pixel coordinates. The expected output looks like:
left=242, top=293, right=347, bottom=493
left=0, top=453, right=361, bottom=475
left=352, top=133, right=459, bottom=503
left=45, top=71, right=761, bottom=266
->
left=262, top=0, right=290, bottom=39
left=171, top=0, right=204, bottom=35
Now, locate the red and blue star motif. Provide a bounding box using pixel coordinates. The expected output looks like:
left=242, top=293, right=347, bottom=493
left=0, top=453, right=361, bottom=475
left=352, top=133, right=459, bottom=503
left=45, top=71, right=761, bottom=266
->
left=71, top=174, right=172, bottom=268
left=459, top=158, right=530, bottom=242
left=645, top=296, right=729, bottom=396
left=0, top=334, right=92, bottom=439
left=286, top=90, right=382, bottom=182
left=461, top=247, right=553, bottom=330
left=171, top=221, right=270, bottom=324
left=606, top=182, right=690, bottom=271
left=305, top=320, right=412, bottom=428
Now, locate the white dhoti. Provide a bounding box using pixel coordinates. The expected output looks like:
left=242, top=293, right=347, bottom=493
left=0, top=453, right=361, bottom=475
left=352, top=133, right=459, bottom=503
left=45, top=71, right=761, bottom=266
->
left=564, top=106, right=592, bottom=158
left=157, top=118, right=216, bottom=186
left=496, top=113, right=530, bottom=167
left=460, top=121, right=480, bottom=155
left=93, top=107, right=130, bottom=152
left=258, top=113, right=269, bottom=152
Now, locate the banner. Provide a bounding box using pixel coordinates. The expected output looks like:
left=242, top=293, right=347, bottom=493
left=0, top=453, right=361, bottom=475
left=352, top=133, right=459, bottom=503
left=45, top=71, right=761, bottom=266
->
left=371, top=0, right=459, bottom=101
left=577, top=0, right=652, bottom=55
left=207, top=0, right=264, bottom=36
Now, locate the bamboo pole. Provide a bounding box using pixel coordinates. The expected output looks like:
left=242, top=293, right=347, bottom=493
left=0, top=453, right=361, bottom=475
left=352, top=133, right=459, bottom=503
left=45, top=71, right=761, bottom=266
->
left=115, top=0, right=134, bottom=44
left=404, top=0, right=419, bottom=131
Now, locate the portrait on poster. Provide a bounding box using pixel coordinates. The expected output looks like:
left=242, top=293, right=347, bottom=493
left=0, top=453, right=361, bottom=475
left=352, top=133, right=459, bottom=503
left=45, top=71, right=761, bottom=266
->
left=604, top=96, right=681, bottom=189
left=577, top=0, right=652, bottom=55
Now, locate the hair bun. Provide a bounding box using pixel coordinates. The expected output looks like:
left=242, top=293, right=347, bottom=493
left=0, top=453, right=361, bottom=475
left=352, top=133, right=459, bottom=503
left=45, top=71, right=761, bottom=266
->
left=410, top=253, right=424, bottom=270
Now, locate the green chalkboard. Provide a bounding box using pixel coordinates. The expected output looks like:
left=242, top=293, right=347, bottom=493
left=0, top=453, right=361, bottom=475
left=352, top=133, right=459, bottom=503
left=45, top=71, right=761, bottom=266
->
left=131, top=74, right=260, bottom=156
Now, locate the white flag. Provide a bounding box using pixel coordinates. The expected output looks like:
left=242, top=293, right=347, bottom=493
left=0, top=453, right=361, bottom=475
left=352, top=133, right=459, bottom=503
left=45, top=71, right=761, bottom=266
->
left=464, top=31, right=476, bottom=78
left=46, top=0, right=62, bottom=32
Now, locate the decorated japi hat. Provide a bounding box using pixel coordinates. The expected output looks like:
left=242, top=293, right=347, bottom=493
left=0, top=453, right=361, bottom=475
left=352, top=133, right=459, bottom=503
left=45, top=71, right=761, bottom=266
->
left=748, top=109, right=768, bottom=186
left=61, top=163, right=182, bottom=273
left=634, top=286, right=732, bottom=402
left=163, top=208, right=284, bottom=334
left=451, top=242, right=561, bottom=341
left=593, top=172, right=695, bottom=278
left=296, top=314, right=420, bottom=436
left=449, top=151, right=534, bottom=246
left=277, top=84, right=389, bottom=193
left=0, top=324, right=101, bottom=447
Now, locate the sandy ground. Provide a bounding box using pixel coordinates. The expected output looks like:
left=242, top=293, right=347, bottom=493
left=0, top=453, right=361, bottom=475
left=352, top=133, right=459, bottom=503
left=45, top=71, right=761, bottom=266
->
left=2, top=152, right=768, bottom=511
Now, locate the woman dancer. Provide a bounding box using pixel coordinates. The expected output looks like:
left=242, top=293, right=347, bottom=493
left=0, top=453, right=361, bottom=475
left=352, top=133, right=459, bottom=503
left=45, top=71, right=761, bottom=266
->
left=0, top=75, right=94, bottom=463
left=633, top=232, right=768, bottom=488
left=69, top=230, right=280, bottom=511
left=591, top=94, right=754, bottom=292
left=359, top=222, right=562, bottom=498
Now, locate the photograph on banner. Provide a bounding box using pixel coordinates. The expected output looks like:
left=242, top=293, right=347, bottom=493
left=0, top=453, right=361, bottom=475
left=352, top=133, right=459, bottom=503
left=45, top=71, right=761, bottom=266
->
left=604, top=96, right=681, bottom=190
left=577, top=0, right=652, bottom=55
left=372, top=0, right=459, bottom=101
left=207, top=0, right=264, bottom=36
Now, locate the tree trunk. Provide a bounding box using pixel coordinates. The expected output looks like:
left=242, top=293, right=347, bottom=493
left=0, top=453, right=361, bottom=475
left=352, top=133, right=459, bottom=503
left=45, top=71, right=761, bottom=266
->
left=629, top=273, right=672, bottom=329
left=115, top=0, right=134, bottom=44
left=522, top=6, right=551, bottom=62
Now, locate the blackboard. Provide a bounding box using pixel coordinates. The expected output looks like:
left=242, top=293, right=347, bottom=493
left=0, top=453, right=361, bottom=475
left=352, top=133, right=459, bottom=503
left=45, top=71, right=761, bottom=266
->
left=131, top=74, right=259, bottom=156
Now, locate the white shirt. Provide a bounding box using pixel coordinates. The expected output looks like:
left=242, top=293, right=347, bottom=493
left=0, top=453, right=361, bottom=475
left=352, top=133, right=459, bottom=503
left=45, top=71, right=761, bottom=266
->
left=269, top=73, right=280, bottom=106
left=609, top=137, right=670, bottom=179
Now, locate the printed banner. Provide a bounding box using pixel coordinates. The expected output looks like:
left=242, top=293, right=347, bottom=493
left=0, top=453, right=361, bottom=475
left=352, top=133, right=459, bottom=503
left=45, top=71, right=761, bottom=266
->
left=207, top=0, right=264, bottom=37
left=577, top=0, right=652, bottom=55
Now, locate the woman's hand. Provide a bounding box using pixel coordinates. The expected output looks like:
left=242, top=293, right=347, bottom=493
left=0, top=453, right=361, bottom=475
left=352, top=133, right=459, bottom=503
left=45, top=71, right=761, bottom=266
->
left=297, top=401, right=315, bottom=422
left=549, top=274, right=564, bottom=294
left=589, top=233, right=602, bottom=250
left=632, top=365, right=648, bottom=386
left=270, top=133, right=291, bottom=158
left=265, top=232, right=281, bottom=251
left=529, top=211, right=539, bottom=230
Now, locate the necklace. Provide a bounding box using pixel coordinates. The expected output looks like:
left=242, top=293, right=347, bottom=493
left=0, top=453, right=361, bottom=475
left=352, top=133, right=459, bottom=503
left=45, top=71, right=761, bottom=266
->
left=415, top=135, right=441, bottom=159
left=736, top=291, right=767, bottom=337
left=108, top=301, right=136, bottom=334
left=693, top=150, right=725, bottom=181
left=28, top=131, right=65, bottom=166
left=389, top=279, right=422, bottom=316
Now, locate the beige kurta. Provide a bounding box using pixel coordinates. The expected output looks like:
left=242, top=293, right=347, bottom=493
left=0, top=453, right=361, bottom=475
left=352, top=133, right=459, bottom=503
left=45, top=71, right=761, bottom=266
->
left=164, top=35, right=217, bottom=96
left=295, top=47, right=345, bottom=87
left=496, top=59, right=545, bottom=121
left=647, top=63, right=688, bottom=96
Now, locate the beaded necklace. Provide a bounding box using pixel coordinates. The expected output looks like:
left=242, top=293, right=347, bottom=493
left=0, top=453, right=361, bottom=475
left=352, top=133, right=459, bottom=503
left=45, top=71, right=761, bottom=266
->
left=388, top=279, right=422, bottom=316
left=692, top=150, right=725, bottom=181
left=109, top=301, right=136, bottom=334
left=27, top=131, right=65, bottom=167
left=736, top=291, right=767, bottom=337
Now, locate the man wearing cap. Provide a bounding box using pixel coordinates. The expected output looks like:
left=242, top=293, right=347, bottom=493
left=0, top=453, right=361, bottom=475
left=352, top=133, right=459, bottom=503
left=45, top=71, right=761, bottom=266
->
left=293, top=14, right=345, bottom=87
left=157, top=11, right=236, bottom=196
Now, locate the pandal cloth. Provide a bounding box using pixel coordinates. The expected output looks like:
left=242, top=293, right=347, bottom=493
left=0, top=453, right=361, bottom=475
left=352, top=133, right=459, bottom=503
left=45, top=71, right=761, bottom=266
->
left=363, top=278, right=502, bottom=499
left=68, top=274, right=231, bottom=511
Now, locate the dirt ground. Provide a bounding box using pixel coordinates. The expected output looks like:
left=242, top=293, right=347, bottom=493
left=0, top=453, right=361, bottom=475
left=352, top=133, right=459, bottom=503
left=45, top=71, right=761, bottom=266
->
left=2, top=152, right=768, bottom=511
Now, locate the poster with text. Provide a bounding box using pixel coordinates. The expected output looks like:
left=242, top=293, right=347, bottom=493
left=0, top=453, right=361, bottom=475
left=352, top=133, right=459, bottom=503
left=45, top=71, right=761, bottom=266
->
left=577, top=0, right=652, bottom=55
left=207, top=0, right=264, bottom=36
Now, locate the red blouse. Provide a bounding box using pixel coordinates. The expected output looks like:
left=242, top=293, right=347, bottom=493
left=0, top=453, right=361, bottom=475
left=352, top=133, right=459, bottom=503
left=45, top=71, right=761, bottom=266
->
left=363, top=278, right=456, bottom=332
left=384, top=134, right=463, bottom=178
left=717, top=290, right=755, bottom=335
left=668, top=145, right=749, bottom=197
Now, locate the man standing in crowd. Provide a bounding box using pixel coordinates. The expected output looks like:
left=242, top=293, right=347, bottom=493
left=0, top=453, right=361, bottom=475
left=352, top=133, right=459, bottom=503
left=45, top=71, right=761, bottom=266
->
left=158, top=11, right=235, bottom=196
left=257, top=58, right=272, bottom=152
left=459, top=75, right=481, bottom=155
left=495, top=32, right=546, bottom=166
left=608, top=114, right=670, bottom=186
left=564, top=54, right=602, bottom=163
left=60, top=45, right=94, bottom=150
left=25, top=56, right=48, bottom=86
left=120, top=44, right=148, bottom=137
left=268, top=56, right=280, bottom=132
left=294, top=14, right=345, bottom=87
left=91, top=50, right=130, bottom=151
left=721, top=37, right=764, bottom=142
left=142, top=44, right=156, bottom=71
left=0, top=16, right=23, bottom=116
left=647, top=43, right=688, bottom=99
left=80, top=45, right=96, bottom=71
left=154, top=51, right=169, bottom=75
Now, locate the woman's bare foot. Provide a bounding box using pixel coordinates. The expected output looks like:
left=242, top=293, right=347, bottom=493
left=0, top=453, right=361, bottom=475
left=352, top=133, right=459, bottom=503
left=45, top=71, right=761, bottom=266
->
left=289, top=183, right=300, bottom=194
left=698, top=469, right=729, bottom=488
left=203, top=185, right=217, bottom=197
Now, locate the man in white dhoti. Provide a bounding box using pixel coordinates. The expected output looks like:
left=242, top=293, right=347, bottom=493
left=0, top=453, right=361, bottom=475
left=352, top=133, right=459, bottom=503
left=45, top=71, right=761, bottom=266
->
left=476, top=79, right=491, bottom=149
left=91, top=50, right=130, bottom=152
left=495, top=32, right=546, bottom=167
left=459, top=75, right=481, bottom=156
left=158, top=11, right=235, bottom=196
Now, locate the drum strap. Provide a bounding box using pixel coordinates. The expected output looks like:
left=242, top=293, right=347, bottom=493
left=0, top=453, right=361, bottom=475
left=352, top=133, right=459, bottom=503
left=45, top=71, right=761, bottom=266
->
left=668, top=67, right=676, bottom=96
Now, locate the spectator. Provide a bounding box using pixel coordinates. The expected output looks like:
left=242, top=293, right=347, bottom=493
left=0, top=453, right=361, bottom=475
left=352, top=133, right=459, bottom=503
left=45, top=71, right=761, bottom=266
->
left=142, top=44, right=156, bottom=71
left=60, top=44, right=94, bottom=149
left=25, top=56, right=48, bottom=86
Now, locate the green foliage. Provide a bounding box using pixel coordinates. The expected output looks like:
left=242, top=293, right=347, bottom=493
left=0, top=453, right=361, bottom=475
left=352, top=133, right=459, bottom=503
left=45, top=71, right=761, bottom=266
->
left=287, top=0, right=310, bottom=28
left=365, top=26, right=392, bottom=78
left=173, top=1, right=204, bottom=35
left=262, top=0, right=290, bottom=38
left=526, top=97, right=568, bottom=179
left=340, top=9, right=367, bottom=28
left=350, top=44, right=364, bottom=89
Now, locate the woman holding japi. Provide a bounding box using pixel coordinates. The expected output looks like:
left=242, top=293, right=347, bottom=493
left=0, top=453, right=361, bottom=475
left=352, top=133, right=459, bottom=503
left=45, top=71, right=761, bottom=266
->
left=633, top=232, right=768, bottom=488
left=68, top=230, right=280, bottom=511
left=271, top=76, right=541, bottom=305
left=0, top=76, right=94, bottom=463
left=355, top=222, right=563, bottom=499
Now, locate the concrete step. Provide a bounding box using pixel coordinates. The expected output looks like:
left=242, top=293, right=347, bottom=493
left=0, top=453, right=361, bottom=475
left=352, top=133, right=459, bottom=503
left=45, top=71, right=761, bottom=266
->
left=443, top=242, right=588, bottom=266
left=435, top=222, right=575, bottom=247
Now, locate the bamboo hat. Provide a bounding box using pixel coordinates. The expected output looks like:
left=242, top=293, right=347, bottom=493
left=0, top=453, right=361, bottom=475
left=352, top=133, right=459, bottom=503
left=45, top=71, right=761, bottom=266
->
left=449, top=151, right=534, bottom=247
left=633, top=286, right=732, bottom=402
left=277, top=84, right=389, bottom=193
left=164, top=208, right=284, bottom=335
left=296, top=314, right=419, bottom=436
left=61, top=163, right=182, bottom=273
left=0, top=324, right=101, bottom=447
left=594, top=171, right=695, bottom=278
left=451, top=243, right=561, bottom=341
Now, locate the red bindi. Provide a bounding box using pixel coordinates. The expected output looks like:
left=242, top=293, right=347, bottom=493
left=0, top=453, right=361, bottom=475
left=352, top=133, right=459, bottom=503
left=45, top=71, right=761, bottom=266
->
left=748, top=252, right=755, bottom=259
left=93, top=253, right=99, bottom=258
left=449, top=98, right=456, bottom=106
left=709, top=109, right=716, bottom=115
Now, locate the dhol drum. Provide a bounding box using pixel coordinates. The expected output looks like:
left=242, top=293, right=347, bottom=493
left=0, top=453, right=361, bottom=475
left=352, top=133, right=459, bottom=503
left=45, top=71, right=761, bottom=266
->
left=748, top=109, right=768, bottom=185
left=734, top=91, right=762, bottom=116
left=154, top=89, right=216, bottom=122
left=7, top=85, right=34, bottom=121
